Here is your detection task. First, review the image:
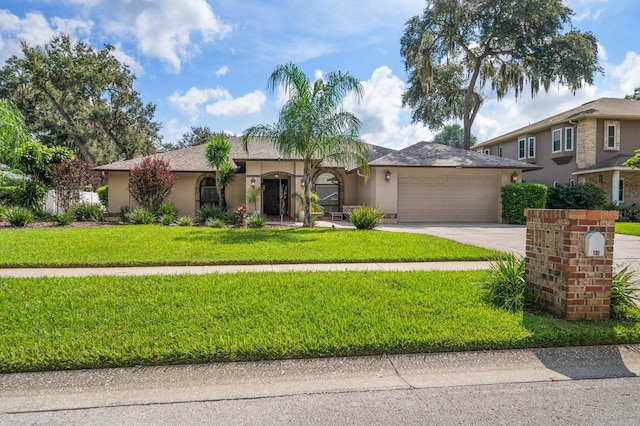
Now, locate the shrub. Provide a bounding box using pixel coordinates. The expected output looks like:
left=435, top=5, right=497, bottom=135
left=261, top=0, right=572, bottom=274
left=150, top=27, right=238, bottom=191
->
left=154, top=201, right=178, bottom=219
left=67, top=202, right=104, bottom=222
left=546, top=183, right=607, bottom=210
left=197, top=203, right=231, bottom=224
left=610, top=265, right=640, bottom=319
left=5, top=206, right=34, bottom=227
left=53, top=211, right=74, bottom=226
left=205, top=218, right=226, bottom=228
left=126, top=208, right=155, bottom=225
left=119, top=205, right=131, bottom=223
left=51, top=158, right=99, bottom=211
left=0, top=205, right=7, bottom=221
left=160, top=214, right=176, bottom=226
left=178, top=216, right=193, bottom=226
left=349, top=205, right=383, bottom=230
left=501, top=182, right=547, bottom=224
left=97, top=186, right=108, bottom=209
left=128, top=157, right=175, bottom=210
left=14, top=179, right=46, bottom=211
left=0, top=185, right=18, bottom=205
left=480, top=254, right=528, bottom=312
left=246, top=214, right=267, bottom=228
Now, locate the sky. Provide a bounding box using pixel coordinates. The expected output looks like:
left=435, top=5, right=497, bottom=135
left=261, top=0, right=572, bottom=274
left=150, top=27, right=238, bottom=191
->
left=1, top=0, right=639, bottom=151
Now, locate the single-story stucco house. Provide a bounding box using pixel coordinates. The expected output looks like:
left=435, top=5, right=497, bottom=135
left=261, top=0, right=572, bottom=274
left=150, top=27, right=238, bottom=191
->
left=94, top=137, right=540, bottom=223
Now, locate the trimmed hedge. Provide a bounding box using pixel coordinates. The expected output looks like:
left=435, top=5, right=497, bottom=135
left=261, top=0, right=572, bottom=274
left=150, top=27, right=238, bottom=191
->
left=546, top=183, right=606, bottom=210
left=501, top=183, right=547, bottom=224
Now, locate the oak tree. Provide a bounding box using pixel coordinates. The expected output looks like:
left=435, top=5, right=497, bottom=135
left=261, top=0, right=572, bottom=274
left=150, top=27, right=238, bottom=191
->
left=401, top=0, right=602, bottom=149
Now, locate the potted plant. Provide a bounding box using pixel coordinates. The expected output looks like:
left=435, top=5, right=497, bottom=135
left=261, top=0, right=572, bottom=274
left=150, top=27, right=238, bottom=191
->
left=246, top=187, right=262, bottom=215
left=294, top=191, right=323, bottom=222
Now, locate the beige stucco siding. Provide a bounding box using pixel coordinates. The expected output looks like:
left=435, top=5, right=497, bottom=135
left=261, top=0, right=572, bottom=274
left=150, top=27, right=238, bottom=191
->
left=106, top=171, right=131, bottom=213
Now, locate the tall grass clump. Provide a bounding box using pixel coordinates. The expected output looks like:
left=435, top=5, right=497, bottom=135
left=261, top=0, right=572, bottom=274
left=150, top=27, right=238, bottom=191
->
left=5, top=206, right=34, bottom=227
left=67, top=202, right=104, bottom=222
left=611, top=265, right=640, bottom=320
left=350, top=205, right=383, bottom=230
left=480, top=254, right=528, bottom=312
left=126, top=208, right=155, bottom=225
left=197, top=204, right=231, bottom=224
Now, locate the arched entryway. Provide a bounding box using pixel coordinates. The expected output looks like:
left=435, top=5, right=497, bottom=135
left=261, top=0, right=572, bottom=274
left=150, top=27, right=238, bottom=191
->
left=313, top=171, right=341, bottom=213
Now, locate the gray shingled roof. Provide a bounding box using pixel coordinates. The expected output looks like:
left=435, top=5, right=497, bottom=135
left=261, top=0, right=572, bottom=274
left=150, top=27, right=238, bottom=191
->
left=94, top=136, right=396, bottom=172
left=573, top=154, right=636, bottom=174
left=476, top=98, right=640, bottom=148
left=369, top=141, right=541, bottom=171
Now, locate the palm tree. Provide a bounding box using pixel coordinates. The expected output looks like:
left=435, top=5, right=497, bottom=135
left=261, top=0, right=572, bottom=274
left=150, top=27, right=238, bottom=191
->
left=205, top=136, right=234, bottom=210
left=243, top=63, right=370, bottom=227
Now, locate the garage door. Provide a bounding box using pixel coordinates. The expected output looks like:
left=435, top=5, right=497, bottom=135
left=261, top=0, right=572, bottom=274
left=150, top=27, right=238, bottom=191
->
left=397, top=169, right=500, bottom=222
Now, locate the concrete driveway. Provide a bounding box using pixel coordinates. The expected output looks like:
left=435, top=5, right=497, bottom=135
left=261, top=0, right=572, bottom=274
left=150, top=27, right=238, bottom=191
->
left=377, top=223, right=640, bottom=274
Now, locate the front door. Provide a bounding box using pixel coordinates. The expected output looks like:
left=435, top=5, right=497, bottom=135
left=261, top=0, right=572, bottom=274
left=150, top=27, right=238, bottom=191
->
left=263, top=178, right=289, bottom=216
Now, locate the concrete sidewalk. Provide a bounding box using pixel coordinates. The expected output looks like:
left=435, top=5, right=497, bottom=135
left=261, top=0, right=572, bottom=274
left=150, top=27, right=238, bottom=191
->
left=0, top=261, right=492, bottom=278
left=2, top=345, right=639, bottom=413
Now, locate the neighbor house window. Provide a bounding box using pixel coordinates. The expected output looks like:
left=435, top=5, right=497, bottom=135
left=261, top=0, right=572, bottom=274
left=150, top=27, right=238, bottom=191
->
left=518, top=137, right=526, bottom=159
left=498, top=146, right=503, bottom=157
left=483, top=148, right=490, bottom=155
left=552, top=129, right=562, bottom=153
left=527, top=137, right=536, bottom=159
left=565, top=127, right=574, bottom=151
left=619, top=178, right=625, bottom=203
left=605, top=121, right=619, bottom=150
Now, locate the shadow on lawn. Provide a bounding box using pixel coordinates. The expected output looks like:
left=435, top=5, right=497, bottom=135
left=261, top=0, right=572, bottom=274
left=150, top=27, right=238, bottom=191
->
left=171, top=227, right=322, bottom=245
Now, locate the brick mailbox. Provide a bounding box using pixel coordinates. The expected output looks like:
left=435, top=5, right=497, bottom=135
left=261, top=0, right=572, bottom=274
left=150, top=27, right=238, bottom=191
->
left=525, top=209, right=618, bottom=321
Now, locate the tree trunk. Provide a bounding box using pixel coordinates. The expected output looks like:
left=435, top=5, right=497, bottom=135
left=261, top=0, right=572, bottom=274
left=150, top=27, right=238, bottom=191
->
left=303, top=161, right=312, bottom=227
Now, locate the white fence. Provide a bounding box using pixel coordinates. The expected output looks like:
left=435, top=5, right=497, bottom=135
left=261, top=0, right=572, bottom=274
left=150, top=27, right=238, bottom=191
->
left=44, top=189, right=101, bottom=214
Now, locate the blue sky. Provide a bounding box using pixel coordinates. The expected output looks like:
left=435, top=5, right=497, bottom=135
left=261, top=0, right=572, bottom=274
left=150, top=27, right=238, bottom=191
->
left=1, top=0, right=639, bottom=150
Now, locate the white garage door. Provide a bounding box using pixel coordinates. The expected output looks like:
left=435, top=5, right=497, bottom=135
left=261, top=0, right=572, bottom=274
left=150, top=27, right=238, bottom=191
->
left=397, top=169, right=500, bottom=222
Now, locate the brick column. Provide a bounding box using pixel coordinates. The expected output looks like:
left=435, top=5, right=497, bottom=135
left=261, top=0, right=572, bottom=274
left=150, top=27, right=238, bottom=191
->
left=525, top=209, right=618, bottom=320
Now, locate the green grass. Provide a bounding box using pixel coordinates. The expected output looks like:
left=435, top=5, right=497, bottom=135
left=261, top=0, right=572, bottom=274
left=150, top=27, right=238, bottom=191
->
left=0, top=226, right=502, bottom=267
left=1, top=270, right=639, bottom=373
left=616, top=222, right=640, bottom=236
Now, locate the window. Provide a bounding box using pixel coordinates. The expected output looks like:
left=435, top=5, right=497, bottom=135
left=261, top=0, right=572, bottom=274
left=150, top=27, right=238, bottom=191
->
left=498, top=146, right=503, bottom=157
left=565, top=127, right=574, bottom=151
left=518, top=137, right=526, bottom=159
left=527, top=137, right=536, bottom=158
left=605, top=121, right=619, bottom=150
left=619, top=178, right=625, bottom=203
left=569, top=179, right=575, bottom=186
left=552, top=129, right=562, bottom=153
left=483, top=148, right=490, bottom=155
left=553, top=180, right=559, bottom=188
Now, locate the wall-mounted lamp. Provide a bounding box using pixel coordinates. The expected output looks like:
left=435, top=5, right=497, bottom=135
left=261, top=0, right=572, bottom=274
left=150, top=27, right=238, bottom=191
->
left=275, top=173, right=279, bottom=178
left=300, top=179, right=305, bottom=189
left=385, top=170, right=391, bottom=183
left=511, top=172, right=518, bottom=183
left=250, top=177, right=256, bottom=189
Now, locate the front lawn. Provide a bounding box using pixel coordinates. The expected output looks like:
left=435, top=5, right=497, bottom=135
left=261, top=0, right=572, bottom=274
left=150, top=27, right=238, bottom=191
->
left=1, top=270, right=638, bottom=373
left=616, top=222, right=640, bottom=236
left=0, top=226, right=502, bottom=267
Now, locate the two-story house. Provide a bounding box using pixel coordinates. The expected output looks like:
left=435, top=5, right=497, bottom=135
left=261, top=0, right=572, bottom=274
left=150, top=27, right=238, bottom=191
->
left=474, top=98, right=640, bottom=206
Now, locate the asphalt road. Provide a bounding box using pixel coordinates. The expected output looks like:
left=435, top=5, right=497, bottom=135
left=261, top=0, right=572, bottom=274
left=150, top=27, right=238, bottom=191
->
left=3, top=377, right=639, bottom=425
left=2, top=345, right=640, bottom=425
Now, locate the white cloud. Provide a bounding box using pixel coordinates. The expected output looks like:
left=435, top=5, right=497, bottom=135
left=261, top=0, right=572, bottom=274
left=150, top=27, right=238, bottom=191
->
left=99, top=0, right=230, bottom=73
left=573, top=7, right=603, bottom=22
left=169, top=87, right=266, bottom=118
left=205, top=91, right=266, bottom=117
left=0, top=10, right=94, bottom=62
left=169, top=87, right=229, bottom=116
left=215, top=65, right=229, bottom=76
left=611, top=52, right=640, bottom=96
left=164, top=119, right=189, bottom=144
left=346, top=66, right=435, bottom=149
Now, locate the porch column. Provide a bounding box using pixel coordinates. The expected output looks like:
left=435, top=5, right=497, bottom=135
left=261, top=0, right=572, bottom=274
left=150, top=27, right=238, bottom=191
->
left=611, top=170, right=620, bottom=205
